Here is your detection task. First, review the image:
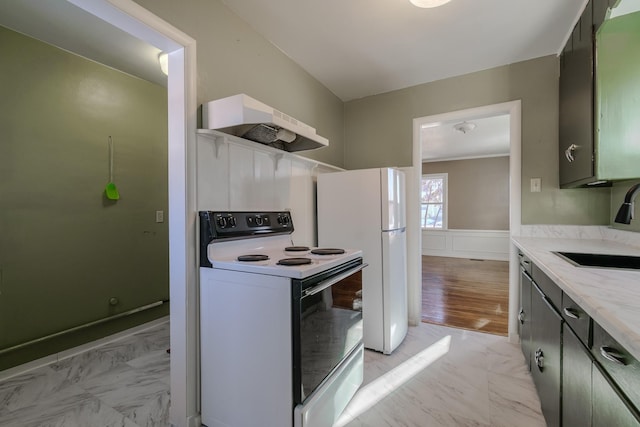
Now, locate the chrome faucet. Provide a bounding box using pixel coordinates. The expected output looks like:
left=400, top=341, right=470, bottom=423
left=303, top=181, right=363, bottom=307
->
left=614, top=183, right=640, bottom=224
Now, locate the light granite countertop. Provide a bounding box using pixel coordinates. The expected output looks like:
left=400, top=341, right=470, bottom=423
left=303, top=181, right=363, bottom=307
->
left=512, top=226, right=640, bottom=362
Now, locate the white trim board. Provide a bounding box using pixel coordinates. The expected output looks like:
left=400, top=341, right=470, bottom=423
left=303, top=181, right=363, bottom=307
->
left=413, top=100, right=522, bottom=342
left=66, top=2, right=199, bottom=426
left=422, top=230, right=510, bottom=261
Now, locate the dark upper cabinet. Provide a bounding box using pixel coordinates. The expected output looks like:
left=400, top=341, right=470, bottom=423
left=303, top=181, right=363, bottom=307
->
left=560, top=0, right=640, bottom=186
left=559, top=0, right=598, bottom=187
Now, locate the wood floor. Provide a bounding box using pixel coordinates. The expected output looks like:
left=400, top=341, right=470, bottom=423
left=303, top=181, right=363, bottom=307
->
left=421, top=255, right=509, bottom=336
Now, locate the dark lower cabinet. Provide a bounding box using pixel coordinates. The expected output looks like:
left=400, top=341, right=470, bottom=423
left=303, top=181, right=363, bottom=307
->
left=530, top=284, right=562, bottom=427
left=518, top=252, right=640, bottom=427
left=592, top=362, right=640, bottom=427
left=562, top=324, right=592, bottom=426
left=519, top=267, right=533, bottom=370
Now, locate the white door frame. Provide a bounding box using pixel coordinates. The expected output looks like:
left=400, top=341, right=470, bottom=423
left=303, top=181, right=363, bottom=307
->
left=412, top=100, right=522, bottom=341
left=67, top=1, right=199, bottom=425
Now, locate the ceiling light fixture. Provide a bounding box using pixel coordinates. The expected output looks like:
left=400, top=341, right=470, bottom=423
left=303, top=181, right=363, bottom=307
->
left=453, top=121, right=476, bottom=134
left=409, top=0, right=452, bottom=8
left=158, top=52, right=169, bottom=76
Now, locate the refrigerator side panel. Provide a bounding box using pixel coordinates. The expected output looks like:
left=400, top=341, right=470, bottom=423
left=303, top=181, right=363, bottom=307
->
left=380, top=168, right=406, bottom=231
left=317, top=169, right=385, bottom=352
left=382, top=229, right=408, bottom=354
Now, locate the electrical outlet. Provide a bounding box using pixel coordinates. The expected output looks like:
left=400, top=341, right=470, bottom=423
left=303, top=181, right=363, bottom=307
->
left=156, top=210, right=164, bottom=223
left=531, top=178, right=541, bottom=193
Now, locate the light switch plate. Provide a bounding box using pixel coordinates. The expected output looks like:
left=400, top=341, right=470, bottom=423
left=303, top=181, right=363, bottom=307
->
left=530, top=178, right=541, bottom=193
left=155, top=210, right=164, bottom=223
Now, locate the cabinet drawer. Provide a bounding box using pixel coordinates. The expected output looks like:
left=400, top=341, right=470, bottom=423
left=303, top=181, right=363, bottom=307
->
left=518, top=251, right=532, bottom=275
left=532, top=264, right=562, bottom=310
left=561, top=292, right=591, bottom=347
left=592, top=322, right=640, bottom=415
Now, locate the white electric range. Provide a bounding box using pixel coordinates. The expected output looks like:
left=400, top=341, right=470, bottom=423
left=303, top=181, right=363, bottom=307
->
left=198, top=211, right=365, bottom=427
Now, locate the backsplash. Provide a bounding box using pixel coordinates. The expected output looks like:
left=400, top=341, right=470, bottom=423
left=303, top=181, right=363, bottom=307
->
left=196, top=130, right=341, bottom=246
left=518, top=225, right=640, bottom=249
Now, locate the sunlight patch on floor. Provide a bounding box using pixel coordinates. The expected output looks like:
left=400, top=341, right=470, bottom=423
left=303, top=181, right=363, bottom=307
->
left=334, top=335, right=451, bottom=426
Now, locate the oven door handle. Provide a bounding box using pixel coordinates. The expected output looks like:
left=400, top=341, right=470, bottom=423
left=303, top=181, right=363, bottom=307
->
left=304, top=263, right=368, bottom=297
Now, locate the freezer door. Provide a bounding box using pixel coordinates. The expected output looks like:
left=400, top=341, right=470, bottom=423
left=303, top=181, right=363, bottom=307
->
left=381, top=168, right=406, bottom=231
left=382, top=228, right=408, bottom=354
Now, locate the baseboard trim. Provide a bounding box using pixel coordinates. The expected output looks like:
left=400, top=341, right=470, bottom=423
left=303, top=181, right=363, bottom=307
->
left=422, top=229, right=509, bottom=261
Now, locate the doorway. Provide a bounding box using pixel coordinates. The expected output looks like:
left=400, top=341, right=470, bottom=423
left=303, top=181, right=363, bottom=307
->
left=411, top=101, right=522, bottom=341
left=0, top=1, right=198, bottom=425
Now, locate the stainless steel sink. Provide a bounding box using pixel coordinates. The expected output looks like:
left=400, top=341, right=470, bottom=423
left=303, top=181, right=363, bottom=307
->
left=554, top=252, right=640, bottom=270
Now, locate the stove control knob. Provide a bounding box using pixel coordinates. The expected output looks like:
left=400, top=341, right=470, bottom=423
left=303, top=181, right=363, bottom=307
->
left=217, top=217, right=228, bottom=228
left=228, top=216, right=237, bottom=227
left=278, top=215, right=290, bottom=225
left=255, top=216, right=264, bottom=226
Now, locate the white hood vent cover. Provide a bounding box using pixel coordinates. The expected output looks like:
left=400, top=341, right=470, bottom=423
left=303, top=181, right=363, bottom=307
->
left=201, top=94, right=328, bottom=152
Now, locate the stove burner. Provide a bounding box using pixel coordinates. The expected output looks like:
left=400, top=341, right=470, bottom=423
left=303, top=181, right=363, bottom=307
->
left=237, top=254, right=270, bottom=262
left=277, top=257, right=313, bottom=266
left=285, top=246, right=310, bottom=252
left=311, top=248, right=346, bottom=255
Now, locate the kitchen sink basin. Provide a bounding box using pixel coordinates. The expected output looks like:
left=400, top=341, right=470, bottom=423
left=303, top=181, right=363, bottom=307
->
left=554, top=251, right=640, bottom=270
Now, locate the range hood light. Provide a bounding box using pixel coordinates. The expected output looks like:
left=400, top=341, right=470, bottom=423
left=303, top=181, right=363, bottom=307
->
left=409, top=0, right=452, bottom=8
left=277, top=128, right=296, bottom=143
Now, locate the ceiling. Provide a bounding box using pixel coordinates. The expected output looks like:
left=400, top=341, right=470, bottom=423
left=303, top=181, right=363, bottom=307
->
left=220, top=0, right=587, bottom=101
left=421, top=114, right=510, bottom=162
left=0, top=0, right=587, bottom=161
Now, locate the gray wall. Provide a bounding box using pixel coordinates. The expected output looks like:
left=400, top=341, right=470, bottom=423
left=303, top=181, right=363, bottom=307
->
left=423, top=157, right=509, bottom=230
left=0, top=26, right=169, bottom=369
left=133, top=0, right=346, bottom=168
left=345, top=55, right=612, bottom=226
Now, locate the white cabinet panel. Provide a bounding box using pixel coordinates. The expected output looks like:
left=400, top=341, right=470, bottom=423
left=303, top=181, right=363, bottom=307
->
left=229, top=144, right=255, bottom=210
left=275, top=157, right=292, bottom=211
left=290, top=160, right=314, bottom=246
left=196, top=136, right=230, bottom=210
left=253, top=151, right=276, bottom=210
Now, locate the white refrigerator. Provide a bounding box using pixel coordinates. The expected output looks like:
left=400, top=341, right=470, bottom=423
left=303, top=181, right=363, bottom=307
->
left=317, top=167, right=407, bottom=354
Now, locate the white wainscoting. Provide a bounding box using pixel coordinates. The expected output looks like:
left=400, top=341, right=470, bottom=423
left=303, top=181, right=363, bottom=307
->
left=422, top=229, right=510, bottom=261
left=196, top=130, right=341, bottom=246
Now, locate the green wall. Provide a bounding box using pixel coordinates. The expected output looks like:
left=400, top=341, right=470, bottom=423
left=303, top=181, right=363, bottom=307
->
left=133, top=0, right=346, bottom=168
left=344, top=55, right=611, bottom=225
left=0, top=26, right=169, bottom=369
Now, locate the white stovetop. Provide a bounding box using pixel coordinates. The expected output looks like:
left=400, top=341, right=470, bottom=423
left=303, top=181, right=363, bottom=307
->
left=512, top=226, right=640, bottom=361
left=206, top=235, right=362, bottom=279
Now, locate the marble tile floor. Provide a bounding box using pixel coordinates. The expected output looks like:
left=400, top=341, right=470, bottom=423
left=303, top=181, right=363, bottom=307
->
left=340, top=323, right=546, bottom=427
left=0, top=321, right=171, bottom=427
left=0, top=320, right=545, bottom=427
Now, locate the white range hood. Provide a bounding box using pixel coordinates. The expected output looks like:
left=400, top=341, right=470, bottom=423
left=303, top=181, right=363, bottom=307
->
left=201, top=94, right=329, bottom=152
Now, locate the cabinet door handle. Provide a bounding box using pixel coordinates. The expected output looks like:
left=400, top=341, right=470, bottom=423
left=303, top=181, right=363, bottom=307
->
left=534, top=348, right=545, bottom=371
left=518, top=308, right=525, bottom=324
left=599, top=346, right=627, bottom=366
left=565, top=144, right=579, bottom=162
left=563, top=307, right=580, bottom=319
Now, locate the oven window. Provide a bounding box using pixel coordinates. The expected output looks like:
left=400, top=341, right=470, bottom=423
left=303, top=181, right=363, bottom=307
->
left=298, top=269, right=363, bottom=402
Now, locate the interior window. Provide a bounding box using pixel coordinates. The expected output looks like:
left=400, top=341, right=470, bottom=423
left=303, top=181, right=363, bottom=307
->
left=421, top=173, right=447, bottom=229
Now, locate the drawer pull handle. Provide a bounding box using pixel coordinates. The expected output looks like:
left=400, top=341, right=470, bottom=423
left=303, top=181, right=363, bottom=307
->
left=518, top=308, right=525, bottom=324
left=599, top=346, right=627, bottom=366
left=523, top=260, right=530, bottom=265
left=534, top=348, right=545, bottom=371
left=563, top=307, right=580, bottom=319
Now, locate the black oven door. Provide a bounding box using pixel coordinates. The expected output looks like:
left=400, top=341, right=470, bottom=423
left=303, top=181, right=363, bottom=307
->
left=292, top=258, right=366, bottom=404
